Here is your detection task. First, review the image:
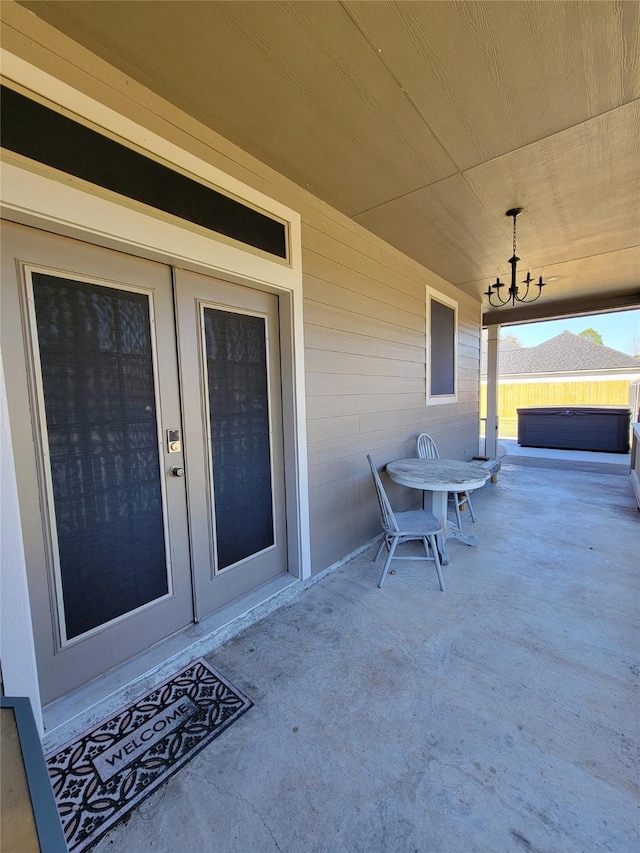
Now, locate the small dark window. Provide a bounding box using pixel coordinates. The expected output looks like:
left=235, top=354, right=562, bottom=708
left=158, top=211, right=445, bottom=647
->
left=427, top=291, right=457, bottom=403
left=1, top=85, right=288, bottom=260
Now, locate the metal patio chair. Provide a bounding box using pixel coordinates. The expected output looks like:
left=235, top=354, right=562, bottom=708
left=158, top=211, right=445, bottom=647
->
left=367, top=455, right=444, bottom=591
left=416, top=433, right=477, bottom=528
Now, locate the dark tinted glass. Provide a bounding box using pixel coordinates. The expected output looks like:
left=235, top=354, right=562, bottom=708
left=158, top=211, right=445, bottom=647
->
left=430, top=299, right=455, bottom=396
left=32, top=274, right=168, bottom=639
left=2, top=86, right=287, bottom=259
left=203, top=308, right=274, bottom=569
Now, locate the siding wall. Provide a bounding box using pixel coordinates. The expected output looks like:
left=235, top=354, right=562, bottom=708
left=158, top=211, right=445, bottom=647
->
left=303, top=226, right=480, bottom=571
left=2, top=11, right=482, bottom=574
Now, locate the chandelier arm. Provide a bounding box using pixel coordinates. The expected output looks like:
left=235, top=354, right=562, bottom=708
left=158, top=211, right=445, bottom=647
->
left=518, top=280, right=531, bottom=302
left=519, top=285, right=544, bottom=305
left=488, top=283, right=515, bottom=307
left=487, top=289, right=512, bottom=307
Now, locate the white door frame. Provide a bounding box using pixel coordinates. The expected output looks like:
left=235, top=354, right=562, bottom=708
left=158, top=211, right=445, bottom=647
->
left=0, top=51, right=310, bottom=726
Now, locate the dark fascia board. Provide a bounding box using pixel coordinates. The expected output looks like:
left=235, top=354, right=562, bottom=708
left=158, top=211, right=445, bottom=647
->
left=1, top=696, right=68, bottom=853
left=483, top=290, right=640, bottom=327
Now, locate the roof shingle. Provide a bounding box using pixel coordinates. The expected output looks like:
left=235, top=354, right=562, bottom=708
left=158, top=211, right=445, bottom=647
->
left=481, top=331, right=640, bottom=376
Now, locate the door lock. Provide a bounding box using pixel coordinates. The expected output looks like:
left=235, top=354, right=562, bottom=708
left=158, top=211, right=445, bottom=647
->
left=169, top=466, right=185, bottom=478
left=167, top=429, right=182, bottom=453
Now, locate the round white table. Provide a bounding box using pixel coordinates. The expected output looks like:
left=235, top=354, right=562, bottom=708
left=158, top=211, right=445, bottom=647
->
left=386, top=458, right=490, bottom=564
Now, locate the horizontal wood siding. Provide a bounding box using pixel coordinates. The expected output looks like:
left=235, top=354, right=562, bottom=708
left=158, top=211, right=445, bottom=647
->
left=1, top=14, right=483, bottom=575
left=303, top=217, right=480, bottom=571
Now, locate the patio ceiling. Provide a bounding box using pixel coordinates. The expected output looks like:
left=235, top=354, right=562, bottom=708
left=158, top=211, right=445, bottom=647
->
left=17, top=0, right=640, bottom=325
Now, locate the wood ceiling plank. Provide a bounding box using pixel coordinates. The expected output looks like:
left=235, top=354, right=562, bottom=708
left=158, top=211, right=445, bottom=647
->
left=460, top=247, right=640, bottom=306
left=353, top=172, right=507, bottom=286
left=462, top=101, right=640, bottom=267
left=11, top=0, right=640, bottom=317
left=355, top=103, right=640, bottom=293
left=346, top=0, right=640, bottom=173
left=20, top=0, right=457, bottom=215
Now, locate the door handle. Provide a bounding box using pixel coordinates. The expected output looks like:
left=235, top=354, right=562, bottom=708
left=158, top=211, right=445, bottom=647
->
left=169, top=466, right=185, bottom=478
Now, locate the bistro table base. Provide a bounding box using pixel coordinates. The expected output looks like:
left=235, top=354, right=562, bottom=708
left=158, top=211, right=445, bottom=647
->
left=447, top=522, right=480, bottom=548
left=386, top=459, right=490, bottom=565
left=428, top=490, right=479, bottom=564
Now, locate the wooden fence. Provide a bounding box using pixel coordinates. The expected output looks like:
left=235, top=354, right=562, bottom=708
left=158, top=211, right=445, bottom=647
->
left=480, top=379, right=633, bottom=439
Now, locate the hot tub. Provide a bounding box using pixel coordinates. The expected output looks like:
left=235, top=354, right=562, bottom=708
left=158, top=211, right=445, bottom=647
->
left=517, top=406, right=630, bottom=453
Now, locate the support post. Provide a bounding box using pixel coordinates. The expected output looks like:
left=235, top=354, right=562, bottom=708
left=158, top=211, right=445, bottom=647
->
left=485, top=324, right=500, bottom=460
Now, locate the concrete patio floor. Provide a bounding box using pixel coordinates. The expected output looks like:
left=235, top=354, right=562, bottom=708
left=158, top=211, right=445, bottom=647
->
left=94, top=452, right=639, bottom=853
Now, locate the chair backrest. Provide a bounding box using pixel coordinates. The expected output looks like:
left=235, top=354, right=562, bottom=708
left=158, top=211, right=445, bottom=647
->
left=367, top=455, right=399, bottom=533
left=416, top=433, right=440, bottom=460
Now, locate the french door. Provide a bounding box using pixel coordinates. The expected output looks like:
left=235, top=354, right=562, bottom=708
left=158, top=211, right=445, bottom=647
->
left=1, top=222, right=287, bottom=704
left=174, top=269, right=287, bottom=618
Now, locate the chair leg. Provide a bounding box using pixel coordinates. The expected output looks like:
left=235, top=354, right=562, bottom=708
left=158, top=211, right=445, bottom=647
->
left=374, top=535, right=387, bottom=562
left=378, top=536, right=399, bottom=588
left=465, top=491, right=476, bottom=522
left=427, top=534, right=445, bottom=591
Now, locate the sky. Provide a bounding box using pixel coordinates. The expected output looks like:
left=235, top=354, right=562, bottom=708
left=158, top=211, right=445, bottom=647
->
left=504, top=308, right=640, bottom=354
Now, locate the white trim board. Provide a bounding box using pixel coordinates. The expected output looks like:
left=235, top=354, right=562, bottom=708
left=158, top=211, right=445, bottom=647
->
left=0, top=349, right=43, bottom=733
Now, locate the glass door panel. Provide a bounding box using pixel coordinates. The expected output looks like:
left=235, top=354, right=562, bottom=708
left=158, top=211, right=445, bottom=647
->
left=175, top=270, right=288, bottom=618
left=203, top=307, right=274, bottom=570
left=31, top=274, right=170, bottom=641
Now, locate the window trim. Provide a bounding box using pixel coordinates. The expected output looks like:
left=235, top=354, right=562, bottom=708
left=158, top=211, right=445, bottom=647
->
left=426, top=285, right=458, bottom=405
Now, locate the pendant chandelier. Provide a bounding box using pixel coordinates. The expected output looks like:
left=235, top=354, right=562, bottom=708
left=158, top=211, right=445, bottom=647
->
left=484, top=208, right=547, bottom=308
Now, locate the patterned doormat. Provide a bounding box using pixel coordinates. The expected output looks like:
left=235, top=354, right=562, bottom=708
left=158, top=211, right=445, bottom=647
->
left=46, top=659, right=252, bottom=852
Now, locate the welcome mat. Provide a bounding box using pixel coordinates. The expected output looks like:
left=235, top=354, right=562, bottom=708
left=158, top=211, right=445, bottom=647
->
left=46, top=659, right=252, bottom=852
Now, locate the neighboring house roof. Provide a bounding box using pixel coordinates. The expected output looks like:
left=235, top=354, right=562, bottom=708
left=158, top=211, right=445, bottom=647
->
left=481, top=331, right=640, bottom=377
